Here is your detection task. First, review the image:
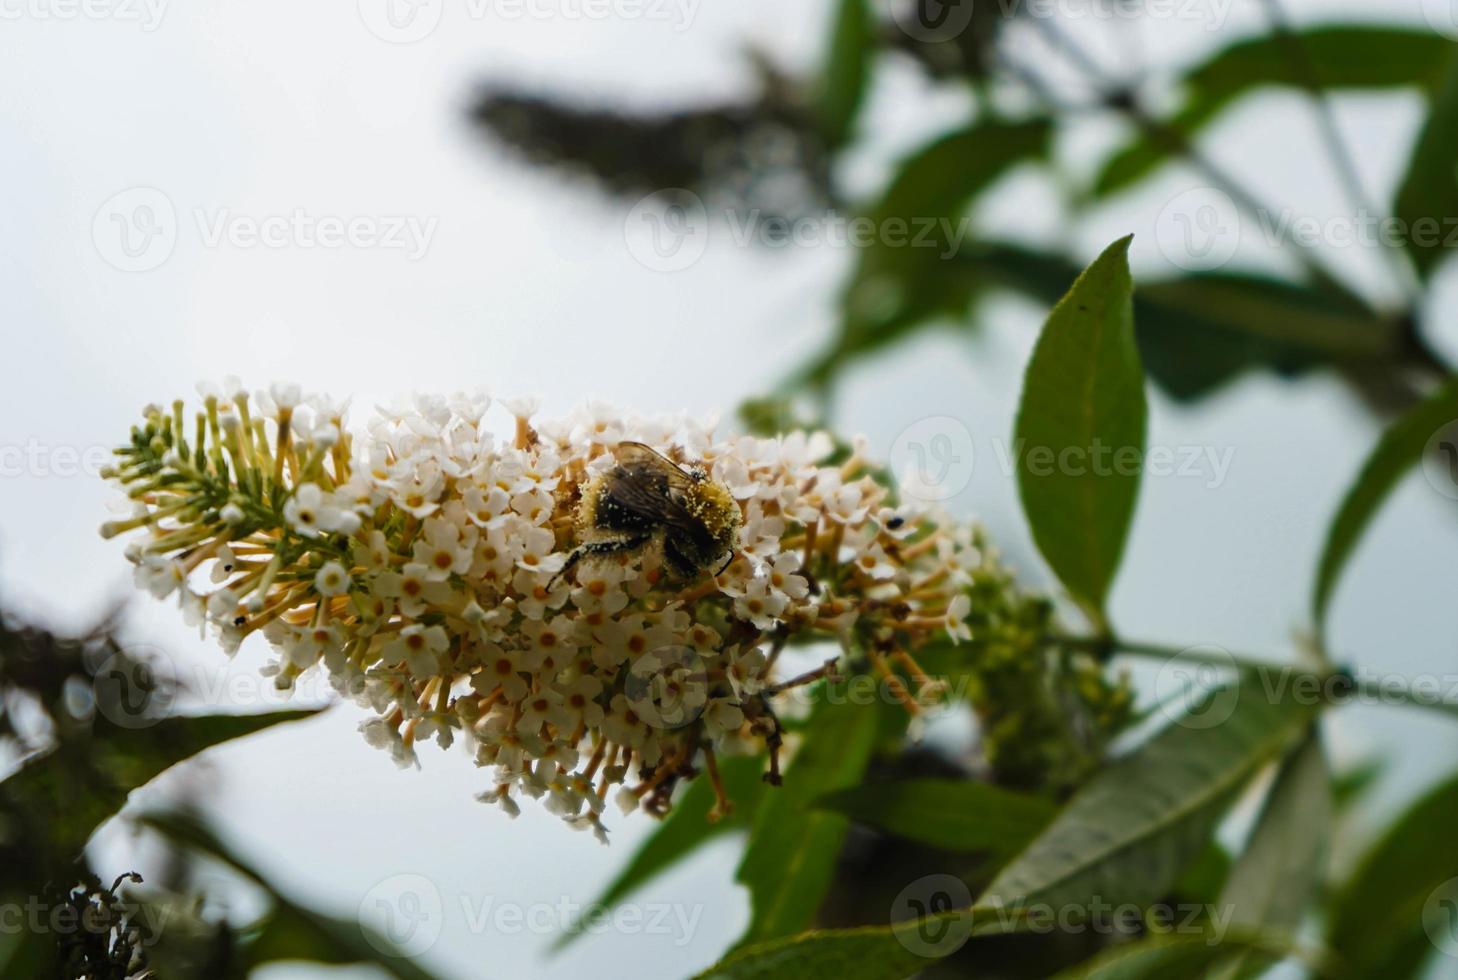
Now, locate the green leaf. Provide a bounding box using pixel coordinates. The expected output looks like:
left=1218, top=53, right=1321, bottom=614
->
left=1209, top=732, right=1331, bottom=980
left=1396, top=50, right=1458, bottom=280
left=1328, top=770, right=1458, bottom=975
left=1134, top=274, right=1393, bottom=401
left=0, top=708, right=321, bottom=873
left=732, top=695, right=881, bottom=948
left=138, top=810, right=446, bottom=980
left=1312, top=375, right=1458, bottom=625
left=816, top=778, right=1057, bottom=855
left=553, top=752, right=768, bottom=951
left=1014, top=235, right=1146, bottom=623
left=980, top=684, right=1315, bottom=913
left=1049, top=930, right=1300, bottom=980
left=696, top=908, right=1021, bottom=980
left=818, top=0, right=872, bottom=148
left=1095, top=28, right=1454, bottom=199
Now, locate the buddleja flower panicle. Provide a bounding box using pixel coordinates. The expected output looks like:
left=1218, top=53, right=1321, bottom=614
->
left=103, top=381, right=1004, bottom=840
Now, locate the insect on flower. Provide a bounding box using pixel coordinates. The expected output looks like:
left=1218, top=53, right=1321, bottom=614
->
left=556, top=442, right=741, bottom=586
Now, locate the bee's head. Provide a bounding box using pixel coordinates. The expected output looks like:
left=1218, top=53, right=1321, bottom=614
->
left=683, top=476, right=740, bottom=544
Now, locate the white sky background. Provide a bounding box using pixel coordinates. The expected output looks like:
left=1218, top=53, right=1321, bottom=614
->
left=2, top=1, right=1458, bottom=977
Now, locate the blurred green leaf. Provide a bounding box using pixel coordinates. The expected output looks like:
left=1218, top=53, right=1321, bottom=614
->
left=1312, top=375, right=1458, bottom=626
left=0, top=709, right=320, bottom=875
left=816, top=778, right=1056, bottom=855
left=1395, top=50, right=1458, bottom=280
left=1134, top=274, right=1392, bottom=401
left=1209, top=732, right=1330, bottom=980
left=554, top=752, right=768, bottom=951
left=1014, top=235, right=1145, bottom=624
left=1049, top=930, right=1299, bottom=980
left=1327, top=771, right=1458, bottom=976
left=818, top=0, right=872, bottom=148
left=696, top=907, right=1020, bottom=980
left=1095, top=28, right=1453, bottom=199
left=138, top=810, right=447, bottom=980
left=732, top=695, right=881, bottom=949
left=980, top=684, right=1316, bottom=913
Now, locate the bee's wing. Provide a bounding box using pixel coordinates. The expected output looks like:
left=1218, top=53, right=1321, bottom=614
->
left=604, top=468, right=700, bottom=533
left=615, top=441, right=696, bottom=489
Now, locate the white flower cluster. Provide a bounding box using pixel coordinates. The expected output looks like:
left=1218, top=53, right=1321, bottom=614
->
left=104, top=383, right=989, bottom=839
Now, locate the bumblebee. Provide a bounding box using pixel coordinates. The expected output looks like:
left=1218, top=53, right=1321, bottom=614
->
left=555, top=442, right=740, bottom=585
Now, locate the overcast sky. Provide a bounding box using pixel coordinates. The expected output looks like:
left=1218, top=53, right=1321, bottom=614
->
left=3, top=1, right=1458, bottom=977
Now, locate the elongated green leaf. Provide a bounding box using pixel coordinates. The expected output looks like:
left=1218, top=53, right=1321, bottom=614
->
left=138, top=810, right=445, bottom=980
left=1396, top=51, right=1458, bottom=280
left=1313, top=375, right=1458, bottom=625
left=818, top=0, right=872, bottom=148
left=1210, top=733, right=1330, bottom=980
left=980, top=684, right=1314, bottom=913
left=1095, top=28, right=1453, bottom=198
left=816, top=778, right=1056, bottom=855
left=697, top=907, right=1020, bottom=980
left=554, top=752, right=768, bottom=951
left=732, top=696, right=881, bottom=948
left=1014, top=235, right=1146, bottom=623
left=0, top=708, right=321, bottom=873
left=1328, top=771, right=1458, bottom=975
left=1135, top=274, right=1390, bottom=401
left=1050, top=930, right=1302, bottom=980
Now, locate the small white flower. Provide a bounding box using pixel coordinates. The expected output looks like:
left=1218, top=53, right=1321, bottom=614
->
left=314, top=561, right=351, bottom=596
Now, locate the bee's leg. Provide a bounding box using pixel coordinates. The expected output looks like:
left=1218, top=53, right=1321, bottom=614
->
left=550, top=534, right=650, bottom=589
left=714, top=551, right=736, bottom=576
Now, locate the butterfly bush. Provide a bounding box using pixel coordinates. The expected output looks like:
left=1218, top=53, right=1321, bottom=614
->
left=101, top=383, right=1126, bottom=840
